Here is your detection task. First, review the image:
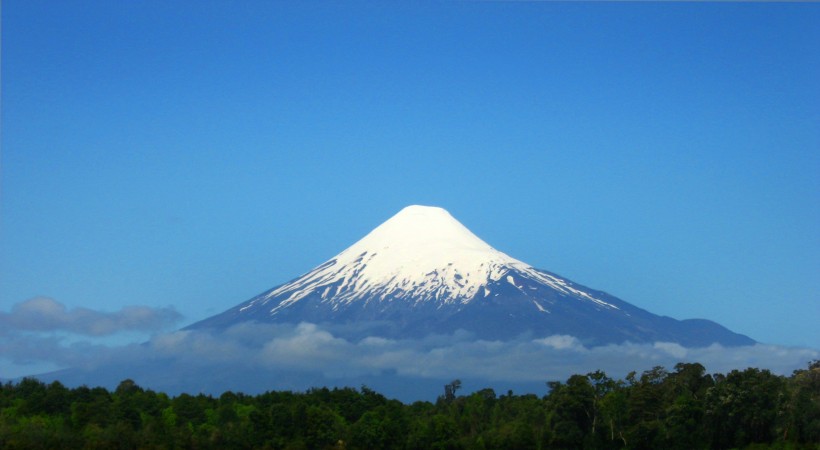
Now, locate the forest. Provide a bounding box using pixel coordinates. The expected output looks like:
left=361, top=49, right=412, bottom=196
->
left=0, top=361, right=818, bottom=449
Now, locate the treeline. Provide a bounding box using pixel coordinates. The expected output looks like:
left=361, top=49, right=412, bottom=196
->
left=0, top=362, right=818, bottom=449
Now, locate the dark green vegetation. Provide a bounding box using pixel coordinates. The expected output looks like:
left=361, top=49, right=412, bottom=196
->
left=1, top=362, right=818, bottom=449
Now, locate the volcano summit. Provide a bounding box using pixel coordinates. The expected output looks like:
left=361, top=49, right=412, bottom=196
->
left=190, top=205, right=753, bottom=347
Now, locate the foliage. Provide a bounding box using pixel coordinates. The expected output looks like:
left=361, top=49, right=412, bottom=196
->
left=0, top=362, right=818, bottom=449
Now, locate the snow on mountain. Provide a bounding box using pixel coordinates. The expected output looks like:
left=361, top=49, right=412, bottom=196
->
left=243, top=205, right=617, bottom=314
left=189, top=205, right=754, bottom=347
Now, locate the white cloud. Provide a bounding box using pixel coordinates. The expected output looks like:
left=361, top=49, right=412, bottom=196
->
left=534, top=334, right=585, bottom=351
left=0, top=297, right=182, bottom=336
left=118, top=323, right=820, bottom=382
left=653, top=341, right=688, bottom=358
left=3, top=321, right=817, bottom=399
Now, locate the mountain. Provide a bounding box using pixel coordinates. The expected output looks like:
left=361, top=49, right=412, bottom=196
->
left=189, top=205, right=753, bottom=347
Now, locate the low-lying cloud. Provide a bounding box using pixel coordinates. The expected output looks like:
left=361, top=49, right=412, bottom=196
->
left=2, top=317, right=817, bottom=399
left=0, top=297, right=182, bottom=336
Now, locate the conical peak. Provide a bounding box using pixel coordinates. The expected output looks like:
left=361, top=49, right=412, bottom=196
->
left=385, top=205, right=458, bottom=227
left=257, top=205, right=616, bottom=315
left=366, top=205, right=489, bottom=251
left=393, top=204, right=452, bottom=219
left=261, top=205, right=533, bottom=307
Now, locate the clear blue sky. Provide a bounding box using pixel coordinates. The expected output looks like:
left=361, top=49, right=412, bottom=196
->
left=2, top=0, right=818, bottom=364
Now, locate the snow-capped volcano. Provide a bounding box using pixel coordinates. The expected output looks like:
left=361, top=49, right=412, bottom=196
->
left=249, top=205, right=614, bottom=312
left=263, top=204, right=515, bottom=309
left=189, top=205, right=753, bottom=347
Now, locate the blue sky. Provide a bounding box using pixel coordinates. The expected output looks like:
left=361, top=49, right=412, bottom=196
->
left=2, top=1, right=819, bottom=379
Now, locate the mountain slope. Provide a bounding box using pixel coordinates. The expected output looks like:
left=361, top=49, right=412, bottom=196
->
left=189, top=205, right=754, bottom=347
